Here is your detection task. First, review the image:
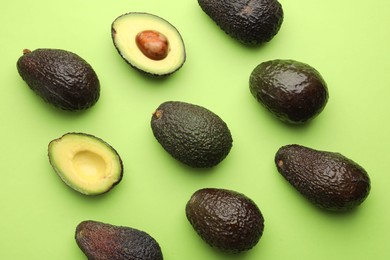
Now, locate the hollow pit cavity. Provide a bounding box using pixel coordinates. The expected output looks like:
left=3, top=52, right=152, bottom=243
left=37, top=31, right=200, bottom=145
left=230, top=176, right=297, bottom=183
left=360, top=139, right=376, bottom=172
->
left=72, top=150, right=107, bottom=181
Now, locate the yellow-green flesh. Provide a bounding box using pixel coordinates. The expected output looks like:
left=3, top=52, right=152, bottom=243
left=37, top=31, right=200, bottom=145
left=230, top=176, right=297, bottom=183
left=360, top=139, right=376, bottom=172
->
left=112, top=13, right=185, bottom=75
left=48, top=133, right=122, bottom=195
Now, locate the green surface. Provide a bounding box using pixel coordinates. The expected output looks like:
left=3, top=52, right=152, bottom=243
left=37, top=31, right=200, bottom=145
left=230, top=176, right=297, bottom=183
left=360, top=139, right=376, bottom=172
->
left=1, top=0, right=389, bottom=259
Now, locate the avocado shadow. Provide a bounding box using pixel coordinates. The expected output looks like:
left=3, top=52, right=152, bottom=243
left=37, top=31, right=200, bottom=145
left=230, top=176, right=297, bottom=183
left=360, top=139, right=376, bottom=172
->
left=203, top=242, right=262, bottom=260
left=285, top=184, right=367, bottom=219
left=64, top=181, right=122, bottom=204
left=110, top=48, right=180, bottom=87
left=45, top=161, right=121, bottom=204
left=172, top=158, right=226, bottom=176
left=313, top=203, right=366, bottom=218
left=248, top=95, right=318, bottom=135
left=17, top=76, right=100, bottom=121
left=49, top=106, right=95, bottom=119
left=224, top=31, right=284, bottom=55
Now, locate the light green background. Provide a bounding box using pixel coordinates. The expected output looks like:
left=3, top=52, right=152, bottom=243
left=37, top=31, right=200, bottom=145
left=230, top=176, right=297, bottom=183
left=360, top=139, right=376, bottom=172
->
left=1, top=0, right=389, bottom=259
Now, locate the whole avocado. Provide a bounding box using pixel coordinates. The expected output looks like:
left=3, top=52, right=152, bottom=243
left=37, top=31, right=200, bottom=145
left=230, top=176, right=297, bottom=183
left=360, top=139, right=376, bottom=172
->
left=275, top=144, right=371, bottom=211
left=186, top=188, right=265, bottom=253
left=75, top=220, right=163, bottom=260
left=198, top=0, right=283, bottom=45
left=17, top=48, right=100, bottom=111
left=250, top=59, right=329, bottom=124
left=151, top=101, right=233, bottom=168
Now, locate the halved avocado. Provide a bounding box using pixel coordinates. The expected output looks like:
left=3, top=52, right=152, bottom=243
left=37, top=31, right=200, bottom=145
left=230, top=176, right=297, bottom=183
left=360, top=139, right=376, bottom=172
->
left=48, top=133, right=123, bottom=195
left=111, top=12, right=186, bottom=77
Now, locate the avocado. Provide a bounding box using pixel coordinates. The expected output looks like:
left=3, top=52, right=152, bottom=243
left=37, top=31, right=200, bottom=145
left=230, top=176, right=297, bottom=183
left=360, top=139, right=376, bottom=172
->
left=250, top=59, right=329, bottom=124
left=17, top=48, right=100, bottom=111
left=111, top=12, right=186, bottom=77
left=151, top=101, right=233, bottom=168
left=75, top=220, right=163, bottom=260
left=275, top=144, right=371, bottom=211
left=186, top=188, right=264, bottom=253
left=198, top=0, right=283, bottom=45
left=48, top=132, right=123, bottom=195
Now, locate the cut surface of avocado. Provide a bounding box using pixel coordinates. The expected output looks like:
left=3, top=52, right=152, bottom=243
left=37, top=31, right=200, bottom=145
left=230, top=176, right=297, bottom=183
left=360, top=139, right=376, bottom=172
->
left=111, top=12, right=186, bottom=76
left=48, top=133, right=123, bottom=195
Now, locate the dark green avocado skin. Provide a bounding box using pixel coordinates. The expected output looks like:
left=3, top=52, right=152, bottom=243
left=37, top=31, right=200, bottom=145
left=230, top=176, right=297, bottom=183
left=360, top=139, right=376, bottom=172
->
left=198, top=0, right=283, bottom=45
left=17, top=48, right=100, bottom=111
left=275, top=144, right=371, bottom=211
left=151, top=101, right=233, bottom=168
left=186, top=188, right=264, bottom=253
left=75, top=220, right=163, bottom=260
left=250, top=59, right=329, bottom=124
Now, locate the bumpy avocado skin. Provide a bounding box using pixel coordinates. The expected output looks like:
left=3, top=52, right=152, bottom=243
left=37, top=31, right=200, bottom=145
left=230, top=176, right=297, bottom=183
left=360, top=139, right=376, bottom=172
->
left=275, top=144, right=371, bottom=211
left=75, top=220, right=163, bottom=260
left=250, top=59, right=329, bottom=124
left=186, top=188, right=264, bottom=253
left=198, top=0, right=283, bottom=45
left=151, top=101, right=233, bottom=168
left=17, top=48, right=100, bottom=111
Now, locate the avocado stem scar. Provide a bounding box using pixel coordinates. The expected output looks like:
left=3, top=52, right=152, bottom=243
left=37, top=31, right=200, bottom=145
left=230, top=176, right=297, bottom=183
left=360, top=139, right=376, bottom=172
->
left=23, top=49, right=31, bottom=55
left=153, top=110, right=163, bottom=119
left=277, top=160, right=284, bottom=167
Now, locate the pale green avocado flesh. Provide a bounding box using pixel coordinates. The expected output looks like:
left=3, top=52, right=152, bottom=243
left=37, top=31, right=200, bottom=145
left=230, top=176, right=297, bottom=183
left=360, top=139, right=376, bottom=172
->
left=48, top=133, right=123, bottom=195
left=111, top=12, right=186, bottom=76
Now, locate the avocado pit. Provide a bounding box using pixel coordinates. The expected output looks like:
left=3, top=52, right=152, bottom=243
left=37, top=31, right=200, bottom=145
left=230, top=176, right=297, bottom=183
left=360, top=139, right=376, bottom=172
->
left=136, top=30, right=170, bottom=60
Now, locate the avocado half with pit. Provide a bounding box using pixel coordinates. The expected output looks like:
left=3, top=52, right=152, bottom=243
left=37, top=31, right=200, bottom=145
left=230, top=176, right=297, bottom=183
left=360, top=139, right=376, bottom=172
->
left=111, top=12, right=186, bottom=76
left=48, top=133, right=123, bottom=195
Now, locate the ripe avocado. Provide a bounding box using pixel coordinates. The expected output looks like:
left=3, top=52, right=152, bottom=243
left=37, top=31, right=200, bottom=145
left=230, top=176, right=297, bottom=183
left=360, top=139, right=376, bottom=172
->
left=249, top=59, right=329, bottom=124
left=198, top=0, right=283, bottom=45
left=48, top=132, right=123, bottom=195
left=275, top=144, right=371, bottom=211
left=75, top=220, right=163, bottom=260
left=111, top=12, right=186, bottom=77
left=17, top=48, right=100, bottom=111
left=186, top=188, right=264, bottom=253
left=151, top=101, right=233, bottom=168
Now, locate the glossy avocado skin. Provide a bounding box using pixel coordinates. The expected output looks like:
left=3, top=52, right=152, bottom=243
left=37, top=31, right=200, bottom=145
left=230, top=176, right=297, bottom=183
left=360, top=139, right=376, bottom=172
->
left=17, top=48, right=100, bottom=111
left=186, top=188, right=264, bottom=253
left=275, top=144, right=371, bottom=211
left=75, top=220, right=163, bottom=260
left=198, top=0, right=283, bottom=45
left=250, top=59, right=329, bottom=124
left=151, top=101, right=233, bottom=168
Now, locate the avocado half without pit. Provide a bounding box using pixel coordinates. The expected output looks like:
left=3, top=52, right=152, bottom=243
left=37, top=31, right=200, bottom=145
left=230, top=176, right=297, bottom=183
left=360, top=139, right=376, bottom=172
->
left=48, top=133, right=123, bottom=195
left=111, top=12, right=186, bottom=76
